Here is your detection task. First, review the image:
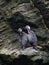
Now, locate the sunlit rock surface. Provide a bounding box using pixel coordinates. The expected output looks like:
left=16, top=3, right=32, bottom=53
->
left=0, top=47, right=49, bottom=65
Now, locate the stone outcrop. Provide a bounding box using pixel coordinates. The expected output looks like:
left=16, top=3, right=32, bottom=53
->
left=0, top=47, right=49, bottom=65
left=0, top=0, right=49, bottom=65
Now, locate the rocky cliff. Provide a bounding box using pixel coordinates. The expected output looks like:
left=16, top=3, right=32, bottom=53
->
left=0, top=0, right=49, bottom=65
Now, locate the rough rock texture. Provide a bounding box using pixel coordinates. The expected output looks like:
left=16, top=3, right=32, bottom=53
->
left=0, top=0, right=49, bottom=45
left=0, top=0, right=49, bottom=65
left=32, top=0, right=49, bottom=28
left=0, top=47, right=49, bottom=65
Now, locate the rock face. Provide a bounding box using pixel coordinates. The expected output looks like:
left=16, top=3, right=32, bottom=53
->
left=33, top=0, right=49, bottom=28
left=0, top=47, right=49, bottom=65
left=0, top=0, right=49, bottom=49
left=0, top=0, right=49, bottom=65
